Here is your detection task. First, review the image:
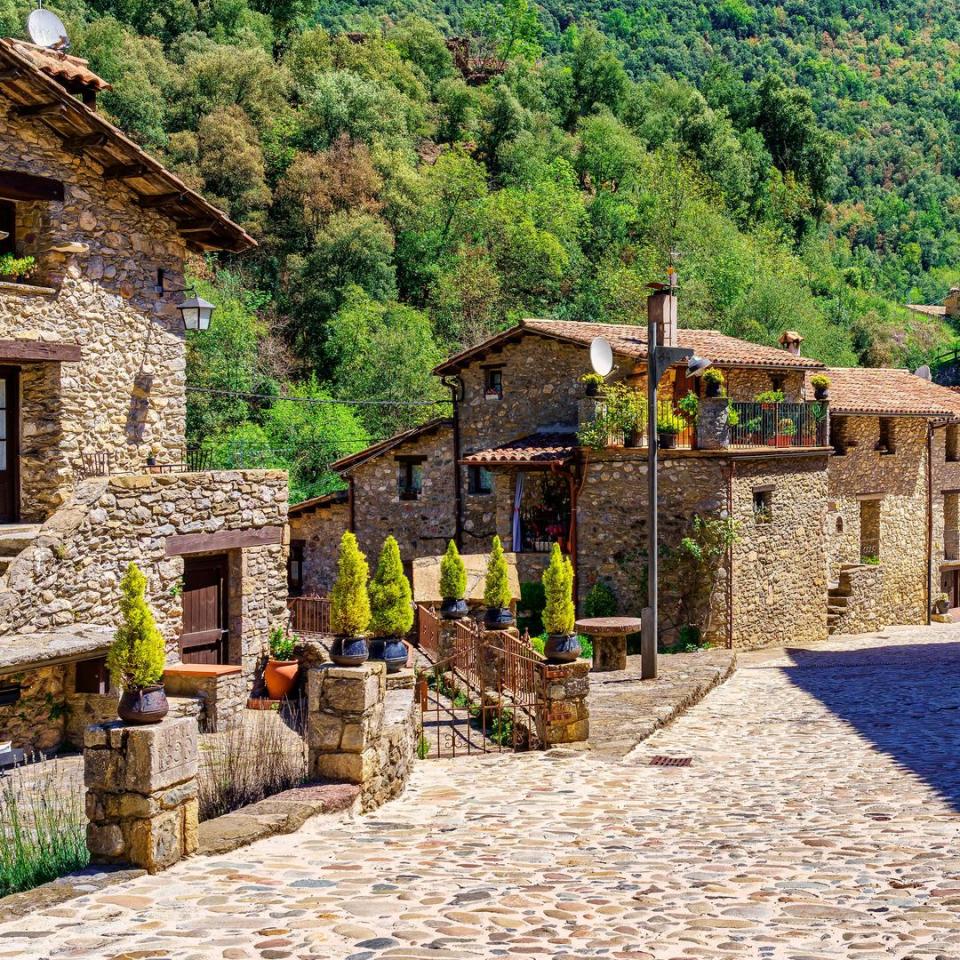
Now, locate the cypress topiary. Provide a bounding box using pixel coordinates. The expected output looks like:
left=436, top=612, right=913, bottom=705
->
left=483, top=535, right=511, bottom=609
left=439, top=539, right=467, bottom=600
left=107, top=562, right=165, bottom=690
left=330, top=531, right=371, bottom=637
left=542, top=544, right=575, bottom=635
left=369, top=536, right=414, bottom=637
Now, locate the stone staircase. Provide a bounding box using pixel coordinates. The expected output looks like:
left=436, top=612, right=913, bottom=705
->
left=827, top=565, right=856, bottom=635
left=0, top=524, right=41, bottom=579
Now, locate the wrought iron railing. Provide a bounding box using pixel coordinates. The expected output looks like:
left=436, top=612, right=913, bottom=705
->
left=728, top=401, right=828, bottom=448
left=288, top=596, right=332, bottom=635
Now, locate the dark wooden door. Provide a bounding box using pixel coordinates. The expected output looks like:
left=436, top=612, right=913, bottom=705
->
left=0, top=367, right=20, bottom=524
left=180, top=555, right=229, bottom=664
left=943, top=569, right=960, bottom=610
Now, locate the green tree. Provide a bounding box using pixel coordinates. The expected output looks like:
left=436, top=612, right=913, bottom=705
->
left=330, top=532, right=370, bottom=637
left=542, top=543, right=575, bottom=635
left=368, top=536, right=414, bottom=637
left=483, top=535, right=511, bottom=609
left=106, top=562, right=165, bottom=690
left=440, top=540, right=467, bottom=600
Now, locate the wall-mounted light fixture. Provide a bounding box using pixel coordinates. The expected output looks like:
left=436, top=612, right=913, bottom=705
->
left=155, top=268, right=215, bottom=331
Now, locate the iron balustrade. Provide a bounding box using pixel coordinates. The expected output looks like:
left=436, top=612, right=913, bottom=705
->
left=288, top=595, right=332, bottom=635
left=728, top=401, right=828, bottom=449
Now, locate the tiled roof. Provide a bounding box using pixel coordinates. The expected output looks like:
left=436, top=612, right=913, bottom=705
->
left=288, top=488, right=348, bottom=519
left=816, top=367, right=960, bottom=419
left=9, top=40, right=111, bottom=91
left=462, top=432, right=578, bottom=466
left=331, top=418, right=453, bottom=473
left=434, top=319, right=825, bottom=374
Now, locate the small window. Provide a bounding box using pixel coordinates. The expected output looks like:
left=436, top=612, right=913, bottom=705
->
left=860, top=499, right=881, bottom=563
left=468, top=465, right=493, bottom=495
left=753, top=489, right=773, bottom=523
left=75, top=657, right=111, bottom=695
left=287, top=540, right=305, bottom=597
left=947, top=424, right=959, bottom=462
left=771, top=375, right=785, bottom=394
left=0, top=201, right=14, bottom=256
left=484, top=368, right=503, bottom=400
left=830, top=416, right=848, bottom=456
left=0, top=680, right=22, bottom=706
left=397, top=459, right=424, bottom=501
left=835, top=515, right=844, bottom=535
left=877, top=418, right=895, bottom=455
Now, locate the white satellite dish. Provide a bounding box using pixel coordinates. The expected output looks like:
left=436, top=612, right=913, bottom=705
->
left=590, top=336, right=613, bottom=377
left=915, top=364, right=932, bottom=381
left=27, top=8, right=70, bottom=50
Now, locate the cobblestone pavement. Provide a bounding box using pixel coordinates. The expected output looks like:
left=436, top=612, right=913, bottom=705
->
left=4, top=626, right=960, bottom=960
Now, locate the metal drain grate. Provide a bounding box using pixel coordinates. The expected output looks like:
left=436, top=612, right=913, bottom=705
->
left=649, top=755, right=692, bottom=767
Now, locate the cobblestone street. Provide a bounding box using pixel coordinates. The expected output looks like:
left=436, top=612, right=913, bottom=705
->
left=3, top=626, right=960, bottom=959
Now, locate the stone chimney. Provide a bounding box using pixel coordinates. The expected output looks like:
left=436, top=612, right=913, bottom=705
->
left=778, top=330, right=804, bottom=356
left=648, top=285, right=678, bottom=347
left=945, top=287, right=960, bottom=318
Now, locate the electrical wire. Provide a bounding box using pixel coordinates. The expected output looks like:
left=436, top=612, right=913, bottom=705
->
left=186, top=385, right=451, bottom=407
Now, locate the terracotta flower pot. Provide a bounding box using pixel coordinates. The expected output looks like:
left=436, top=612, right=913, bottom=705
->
left=545, top=633, right=581, bottom=664
left=118, top=685, right=169, bottom=725
left=774, top=434, right=793, bottom=448
left=264, top=659, right=300, bottom=700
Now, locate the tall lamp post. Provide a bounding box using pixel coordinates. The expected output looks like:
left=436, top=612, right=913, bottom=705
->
left=641, top=271, right=711, bottom=680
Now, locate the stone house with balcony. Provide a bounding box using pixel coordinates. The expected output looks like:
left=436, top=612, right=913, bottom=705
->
left=0, top=39, right=288, bottom=750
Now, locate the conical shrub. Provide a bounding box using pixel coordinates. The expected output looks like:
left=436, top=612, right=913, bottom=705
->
left=439, top=539, right=467, bottom=600
left=369, top=536, right=414, bottom=637
left=542, top=543, right=575, bottom=635
left=483, top=535, right=511, bottom=609
left=330, top=531, right=371, bottom=637
left=107, top=562, right=165, bottom=689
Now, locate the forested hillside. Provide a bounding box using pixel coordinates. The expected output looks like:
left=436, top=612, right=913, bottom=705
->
left=2, top=0, right=957, bottom=500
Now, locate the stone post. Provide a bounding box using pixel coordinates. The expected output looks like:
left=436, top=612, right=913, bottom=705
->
left=539, top=660, right=590, bottom=747
left=437, top=619, right=458, bottom=661
left=697, top=398, right=730, bottom=450
left=84, top=716, right=199, bottom=874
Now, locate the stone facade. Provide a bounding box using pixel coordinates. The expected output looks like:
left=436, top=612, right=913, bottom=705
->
left=289, top=498, right=350, bottom=595
left=539, top=660, right=590, bottom=745
left=928, top=423, right=960, bottom=612
left=84, top=716, right=199, bottom=873
left=162, top=664, right=247, bottom=733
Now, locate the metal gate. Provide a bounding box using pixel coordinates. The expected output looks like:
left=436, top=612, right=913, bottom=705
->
left=414, top=606, right=547, bottom=759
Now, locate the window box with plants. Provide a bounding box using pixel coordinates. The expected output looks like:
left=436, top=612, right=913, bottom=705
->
left=329, top=531, right=371, bottom=666
left=264, top=627, right=299, bottom=700
left=0, top=253, right=37, bottom=285
left=368, top=535, right=414, bottom=673
left=439, top=539, right=468, bottom=620
left=483, top=535, right=514, bottom=628
left=542, top=543, right=580, bottom=663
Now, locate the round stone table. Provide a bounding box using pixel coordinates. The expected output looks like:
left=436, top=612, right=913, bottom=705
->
left=575, top=616, right=643, bottom=673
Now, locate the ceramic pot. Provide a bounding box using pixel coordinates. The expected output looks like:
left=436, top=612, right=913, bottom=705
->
left=381, top=638, right=408, bottom=674
left=545, top=633, right=581, bottom=664
left=584, top=381, right=599, bottom=398
left=440, top=597, right=469, bottom=620
left=330, top=636, right=369, bottom=667
left=658, top=431, right=677, bottom=450
left=264, top=659, right=299, bottom=699
left=484, top=606, right=514, bottom=629
left=814, top=386, right=829, bottom=401
left=935, top=599, right=950, bottom=615
left=118, top=685, right=169, bottom=725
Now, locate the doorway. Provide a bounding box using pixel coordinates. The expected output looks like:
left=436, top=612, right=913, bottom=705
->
left=942, top=569, right=960, bottom=612
left=0, top=367, right=20, bottom=524
left=180, top=554, right=230, bottom=664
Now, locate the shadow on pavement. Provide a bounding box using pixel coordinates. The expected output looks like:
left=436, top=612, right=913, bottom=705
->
left=782, top=641, right=960, bottom=811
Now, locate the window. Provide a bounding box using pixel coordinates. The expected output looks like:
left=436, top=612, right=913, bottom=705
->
left=753, top=487, right=773, bottom=523
left=0, top=680, right=21, bottom=706
left=468, top=465, right=493, bottom=495
left=771, top=375, right=785, bottom=394
left=0, top=201, right=14, bottom=256
left=75, top=657, right=110, bottom=695
left=876, top=418, right=895, bottom=455
left=288, top=540, right=305, bottom=596
left=859, top=499, right=881, bottom=563
left=947, top=425, right=960, bottom=462
left=397, top=457, right=425, bottom=501
left=484, top=367, right=503, bottom=400
left=830, top=416, right=848, bottom=456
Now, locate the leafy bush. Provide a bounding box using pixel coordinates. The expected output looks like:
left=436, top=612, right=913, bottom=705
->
left=657, top=409, right=686, bottom=433
left=703, top=367, right=725, bottom=390
left=369, top=535, right=414, bottom=637
left=677, top=391, right=699, bottom=419
left=810, top=374, right=831, bottom=391
left=330, top=532, right=370, bottom=636
left=0, top=254, right=36, bottom=281
left=542, top=543, right=575, bottom=635
left=269, top=626, right=296, bottom=660
left=518, top=580, right=546, bottom=634
left=580, top=372, right=605, bottom=392
left=107, top=562, right=165, bottom=690
left=755, top=390, right=785, bottom=404
left=439, top=539, right=467, bottom=599
left=483, top=535, right=511, bottom=609
left=584, top=580, right=617, bottom=618
left=777, top=418, right=797, bottom=436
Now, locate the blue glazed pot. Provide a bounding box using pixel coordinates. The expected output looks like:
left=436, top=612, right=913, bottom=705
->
left=330, top=636, right=369, bottom=667
left=545, top=633, right=581, bottom=664
left=484, top=606, right=514, bottom=629
left=382, top=638, right=408, bottom=674
left=440, top=598, right=469, bottom=620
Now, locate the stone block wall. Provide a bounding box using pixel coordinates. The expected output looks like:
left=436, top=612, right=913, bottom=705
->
left=0, top=663, right=65, bottom=752
left=928, top=424, right=960, bottom=609
left=539, top=660, right=590, bottom=745
left=829, top=563, right=884, bottom=634
left=289, top=499, right=351, bottom=595
left=162, top=665, right=246, bottom=732
left=725, top=369, right=806, bottom=402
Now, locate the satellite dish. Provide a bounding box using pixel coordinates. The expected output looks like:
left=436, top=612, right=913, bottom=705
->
left=915, top=364, right=932, bottom=381
left=590, top=336, right=613, bottom=377
left=27, top=8, right=70, bottom=50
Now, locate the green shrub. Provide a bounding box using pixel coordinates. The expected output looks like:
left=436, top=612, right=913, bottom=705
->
left=810, top=373, right=831, bottom=390
left=580, top=372, right=605, bottom=391
left=584, top=580, right=617, bottom=618
left=106, top=562, right=165, bottom=690
left=754, top=389, right=785, bottom=404
left=369, top=535, right=414, bottom=637
left=542, top=544, right=575, bottom=635
left=269, top=626, right=296, bottom=660
left=483, top=535, right=511, bottom=609
left=727, top=404, right=740, bottom=427
left=518, top=580, right=546, bottom=634
left=703, top=367, right=725, bottom=389
left=657, top=409, right=686, bottom=433
left=677, top=391, right=699, bottom=420
left=439, top=539, right=466, bottom=599
left=330, top=532, right=371, bottom=636
left=0, top=253, right=35, bottom=281
left=777, top=418, right=797, bottom=436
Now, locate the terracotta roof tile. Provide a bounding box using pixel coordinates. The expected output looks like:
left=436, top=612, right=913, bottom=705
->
left=288, top=488, right=348, bottom=519
left=462, top=432, right=577, bottom=466
left=9, top=40, right=111, bottom=91
left=332, top=418, right=452, bottom=473
left=815, top=367, right=960, bottom=419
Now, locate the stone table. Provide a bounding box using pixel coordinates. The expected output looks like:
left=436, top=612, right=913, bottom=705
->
left=575, top=616, right=643, bottom=672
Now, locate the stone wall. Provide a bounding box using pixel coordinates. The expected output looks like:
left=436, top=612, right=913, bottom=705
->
left=725, top=369, right=806, bottom=402
left=289, top=499, right=350, bottom=595
left=928, top=424, right=960, bottom=609
left=0, top=663, right=64, bottom=752
left=162, top=665, right=246, bottom=733
left=829, top=563, right=884, bottom=634
left=826, top=415, right=927, bottom=627
left=1, top=107, right=190, bottom=519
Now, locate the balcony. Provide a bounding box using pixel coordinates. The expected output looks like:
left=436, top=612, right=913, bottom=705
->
left=728, top=401, right=829, bottom=449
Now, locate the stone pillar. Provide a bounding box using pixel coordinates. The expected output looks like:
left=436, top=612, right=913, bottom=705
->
left=697, top=398, right=730, bottom=450
left=307, top=662, right=385, bottom=785
left=437, top=619, right=458, bottom=661
left=84, top=716, right=199, bottom=874
left=540, top=660, right=590, bottom=746
left=592, top=634, right=627, bottom=672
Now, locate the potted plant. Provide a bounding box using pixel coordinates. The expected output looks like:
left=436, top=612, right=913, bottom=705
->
left=483, top=535, right=514, bottom=628
left=934, top=592, right=950, bottom=615
left=439, top=539, right=469, bottom=619
left=702, top=367, right=725, bottom=398
left=755, top=389, right=785, bottom=410
left=774, top=417, right=797, bottom=447
left=542, top=544, right=580, bottom=663
left=368, top=535, right=414, bottom=674
left=581, top=372, right=605, bottom=398
left=657, top=409, right=685, bottom=449
left=264, top=626, right=299, bottom=699
left=0, top=253, right=36, bottom=284
left=107, top=562, right=168, bottom=725
left=810, top=373, right=831, bottom=401
left=329, top=531, right=371, bottom=666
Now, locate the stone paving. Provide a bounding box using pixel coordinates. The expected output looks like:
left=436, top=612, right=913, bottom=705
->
left=3, top=625, right=960, bottom=959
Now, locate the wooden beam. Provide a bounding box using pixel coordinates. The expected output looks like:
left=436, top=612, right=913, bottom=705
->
left=14, top=102, right=63, bottom=118
left=62, top=132, right=108, bottom=153
left=0, top=339, right=81, bottom=362
left=0, top=171, right=64, bottom=202
left=0, top=68, right=23, bottom=82
left=176, top=221, right=217, bottom=233
left=138, top=192, right=182, bottom=209
left=165, top=526, right=284, bottom=557
left=101, top=163, right=149, bottom=180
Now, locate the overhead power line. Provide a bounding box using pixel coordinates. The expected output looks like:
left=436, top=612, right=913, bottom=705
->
left=186, top=386, right=451, bottom=407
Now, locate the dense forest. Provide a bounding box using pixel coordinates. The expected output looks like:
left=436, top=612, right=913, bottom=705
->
left=3, top=0, right=959, bottom=500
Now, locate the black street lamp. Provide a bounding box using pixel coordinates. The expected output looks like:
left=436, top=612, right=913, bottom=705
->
left=155, top=269, right=215, bottom=331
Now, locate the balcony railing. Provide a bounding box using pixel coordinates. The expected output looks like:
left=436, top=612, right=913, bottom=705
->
left=74, top=446, right=211, bottom=480
left=728, top=401, right=829, bottom=449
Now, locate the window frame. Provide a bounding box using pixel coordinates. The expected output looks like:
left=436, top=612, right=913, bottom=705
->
left=752, top=487, right=773, bottom=523
left=396, top=456, right=426, bottom=501
left=947, top=424, right=960, bottom=463
left=877, top=418, right=895, bottom=455
left=287, top=539, right=305, bottom=597
left=0, top=201, right=14, bottom=256
left=468, top=465, right=494, bottom=495
left=75, top=657, right=111, bottom=696
left=483, top=366, right=504, bottom=400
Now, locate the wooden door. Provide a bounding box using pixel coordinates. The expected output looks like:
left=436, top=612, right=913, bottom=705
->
left=942, top=569, right=960, bottom=610
left=180, top=555, right=229, bottom=664
left=0, top=367, right=20, bottom=524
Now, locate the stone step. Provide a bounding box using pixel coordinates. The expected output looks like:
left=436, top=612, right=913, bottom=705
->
left=0, top=523, right=40, bottom=556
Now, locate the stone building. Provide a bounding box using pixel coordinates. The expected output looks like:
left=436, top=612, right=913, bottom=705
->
left=0, top=39, right=288, bottom=750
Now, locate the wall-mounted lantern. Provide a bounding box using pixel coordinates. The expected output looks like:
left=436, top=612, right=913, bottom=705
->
left=155, top=268, right=215, bottom=331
